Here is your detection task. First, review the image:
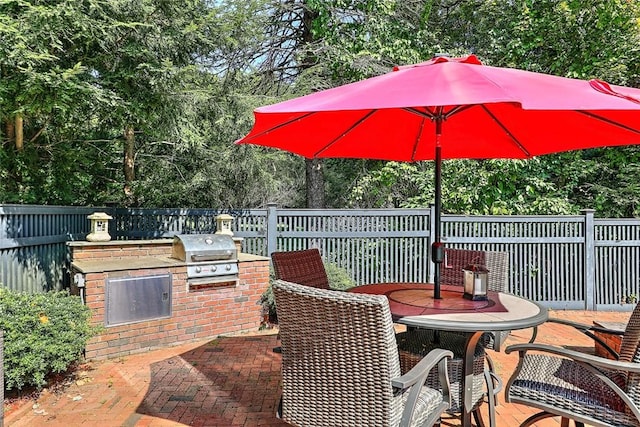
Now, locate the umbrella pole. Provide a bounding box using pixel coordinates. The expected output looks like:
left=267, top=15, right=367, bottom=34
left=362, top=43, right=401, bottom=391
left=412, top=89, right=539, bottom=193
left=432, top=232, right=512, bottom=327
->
left=432, top=119, right=443, bottom=299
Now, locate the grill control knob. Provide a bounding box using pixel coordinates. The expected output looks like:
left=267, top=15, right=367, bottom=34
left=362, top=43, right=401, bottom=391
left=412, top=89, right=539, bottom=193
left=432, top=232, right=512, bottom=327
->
left=195, top=266, right=202, bottom=273
left=225, top=264, right=232, bottom=271
left=205, top=238, right=213, bottom=245
left=212, top=265, right=217, bottom=272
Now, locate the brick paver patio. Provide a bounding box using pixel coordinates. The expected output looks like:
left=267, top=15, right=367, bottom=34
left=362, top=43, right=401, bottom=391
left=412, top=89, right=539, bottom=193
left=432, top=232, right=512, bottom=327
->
left=4, top=309, right=632, bottom=426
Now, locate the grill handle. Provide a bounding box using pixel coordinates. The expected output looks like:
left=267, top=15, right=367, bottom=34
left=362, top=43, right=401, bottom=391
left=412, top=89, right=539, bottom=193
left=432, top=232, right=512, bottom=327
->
left=190, top=251, right=233, bottom=262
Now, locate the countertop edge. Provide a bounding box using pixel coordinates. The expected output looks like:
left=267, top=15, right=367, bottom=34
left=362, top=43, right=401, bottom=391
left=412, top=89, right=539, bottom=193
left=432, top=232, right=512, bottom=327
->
left=72, top=253, right=269, bottom=273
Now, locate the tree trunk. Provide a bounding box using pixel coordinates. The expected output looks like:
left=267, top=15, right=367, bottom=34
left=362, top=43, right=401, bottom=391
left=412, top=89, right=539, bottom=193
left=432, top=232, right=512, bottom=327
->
left=123, top=125, right=135, bottom=200
left=301, top=2, right=325, bottom=208
left=305, top=158, right=325, bottom=208
left=5, top=118, right=14, bottom=145
left=15, top=114, right=23, bottom=151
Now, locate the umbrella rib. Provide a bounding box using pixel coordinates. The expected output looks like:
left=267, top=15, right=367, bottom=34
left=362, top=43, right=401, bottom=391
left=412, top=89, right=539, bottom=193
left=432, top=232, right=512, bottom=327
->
left=404, top=107, right=435, bottom=120
left=480, top=105, right=531, bottom=157
left=578, top=111, right=640, bottom=135
left=411, top=117, right=428, bottom=161
left=239, top=112, right=317, bottom=144
left=314, top=110, right=377, bottom=157
left=404, top=105, right=476, bottom=120
left=443, top=104, right=476, bottom=118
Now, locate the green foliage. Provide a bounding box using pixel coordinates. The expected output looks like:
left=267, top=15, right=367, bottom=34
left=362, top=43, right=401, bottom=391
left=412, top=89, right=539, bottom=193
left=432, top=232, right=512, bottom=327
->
left=469, top=0, right=640, bottom=85
left=0, top=289, right=100, bottom=391
left=346, top=159, right=578, bottom=215
left=2, top=0, right=640, bottom=216
left=324, top=262, right=357, bottom=290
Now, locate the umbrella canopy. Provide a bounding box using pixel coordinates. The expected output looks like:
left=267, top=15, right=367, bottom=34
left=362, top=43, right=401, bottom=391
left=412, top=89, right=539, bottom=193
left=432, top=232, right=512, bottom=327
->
left=236, top=54, right=640, bottom=297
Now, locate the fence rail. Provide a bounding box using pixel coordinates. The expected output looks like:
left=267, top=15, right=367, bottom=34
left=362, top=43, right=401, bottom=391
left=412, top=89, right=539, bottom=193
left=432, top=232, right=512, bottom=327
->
left=1, top=204, right=639, bottom=311
left=0, top=205, right=97, bottom=292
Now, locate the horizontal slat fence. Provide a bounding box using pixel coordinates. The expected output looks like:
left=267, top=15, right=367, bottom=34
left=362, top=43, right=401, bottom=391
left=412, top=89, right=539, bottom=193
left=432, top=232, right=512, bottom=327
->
left=0, top=205, right=96, bottom=292
left=1, top=204, right=640, bottom=311
left=266, top=208, right=431, bottom=284
left=442, top=215, right=587, bottom=309
left=594, top=219, right=640, bottom=309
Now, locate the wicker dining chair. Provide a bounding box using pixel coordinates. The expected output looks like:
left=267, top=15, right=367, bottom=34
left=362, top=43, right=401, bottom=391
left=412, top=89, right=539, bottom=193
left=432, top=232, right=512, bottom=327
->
left=273, top=279, right=453, bottom=427
left=396, top=329, right=499, bottom=427
left=271, top=248, right=330, bottom=289
left=505, top=301, right=640, bottom=427
left=441, top=248, right=511, bottom=351
left=441, top=248, right=509, bottom=293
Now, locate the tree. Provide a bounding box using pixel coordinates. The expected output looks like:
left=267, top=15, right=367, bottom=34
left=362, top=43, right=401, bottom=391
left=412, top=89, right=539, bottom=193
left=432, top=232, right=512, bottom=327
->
left=0, top=0, right=247, bottom=206
left=126, top=0, right=309, bottom=209
left=0, top=0, right=125, bottom=204
left=457, top=0, right=640, bottom=216
left=83, top=0, right=218, bottom=205
left=2, top=0, right=640, bottom=217
left=340, top=0, right=640, bottom=217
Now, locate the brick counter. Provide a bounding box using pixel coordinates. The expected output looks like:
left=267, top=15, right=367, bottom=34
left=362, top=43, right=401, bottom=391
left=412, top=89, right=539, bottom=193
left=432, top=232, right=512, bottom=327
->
left=68, top=240, right=269, bottom=360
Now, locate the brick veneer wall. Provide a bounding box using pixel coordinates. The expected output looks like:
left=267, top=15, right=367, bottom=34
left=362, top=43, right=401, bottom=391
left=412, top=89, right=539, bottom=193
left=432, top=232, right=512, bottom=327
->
left=70, top=241, right=269, bottom=360
left=593, top=321, right=626, bottom=360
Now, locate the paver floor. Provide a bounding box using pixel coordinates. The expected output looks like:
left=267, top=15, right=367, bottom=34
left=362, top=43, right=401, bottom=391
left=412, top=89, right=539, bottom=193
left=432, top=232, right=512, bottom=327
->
left=3, top=309, right=632, bottom=426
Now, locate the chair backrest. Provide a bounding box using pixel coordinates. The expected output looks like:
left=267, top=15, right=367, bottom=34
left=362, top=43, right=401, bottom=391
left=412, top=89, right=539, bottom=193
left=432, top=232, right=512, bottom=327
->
left=619, top=301, right=640, bottom=363
left=441, top=248, right=509, bottom=292
left=485, top=251, right=509, bottom=292
left=273, top=280, right=403, bottom=426
left=271, top=248, right=330, bottom=289
left=441, top=248, right=485, bottom=287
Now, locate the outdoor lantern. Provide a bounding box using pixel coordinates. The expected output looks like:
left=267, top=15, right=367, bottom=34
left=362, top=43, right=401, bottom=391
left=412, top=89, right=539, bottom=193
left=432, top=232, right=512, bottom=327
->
left=86, top=212, right=113, bottom=242
left=215, top=214, right=234, bottom=236
left=462, top=264, right=489, bottom=301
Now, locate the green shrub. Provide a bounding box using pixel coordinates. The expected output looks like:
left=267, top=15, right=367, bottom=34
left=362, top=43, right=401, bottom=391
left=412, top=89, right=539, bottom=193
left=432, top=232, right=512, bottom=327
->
left=259, top=261, right=357, bottom=325
left=0, top=288, right=101, bottom=391
left=324, top=262, right=357, bottom=291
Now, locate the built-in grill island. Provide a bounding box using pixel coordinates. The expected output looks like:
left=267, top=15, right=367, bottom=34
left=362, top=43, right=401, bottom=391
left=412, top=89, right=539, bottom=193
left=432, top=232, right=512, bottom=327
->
left=68, top=234, right=269, bottom=360
left=171, top=234, right=239, bottom=287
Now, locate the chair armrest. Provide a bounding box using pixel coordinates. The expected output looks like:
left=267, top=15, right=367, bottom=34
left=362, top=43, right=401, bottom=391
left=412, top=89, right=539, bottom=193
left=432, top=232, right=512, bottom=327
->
left=506, top=342, right=640, bottom=423
left=548, top=317, right=625, bottom=336
left=545, top=318, right=623, bottom=358
left=392, top=348, right=452, bottom=389
left=393, top=348, right=453, bottom=427
left=506, top=343, right=640, bottom=373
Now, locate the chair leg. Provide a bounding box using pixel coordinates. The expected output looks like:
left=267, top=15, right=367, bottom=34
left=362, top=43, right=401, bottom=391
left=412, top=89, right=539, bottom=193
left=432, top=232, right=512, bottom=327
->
left=276, top=396, right=283, bottom=418
left=483, top=369, right=497, bottom=427
left=473, top=409, right=487, bottom=427
left=484, top=352, right=499, bottom=406
left=520, top=412, right=585, bottom=427
left=520, top=412, right=560, bottom=427
left=470, top=368, right=497, bottom=427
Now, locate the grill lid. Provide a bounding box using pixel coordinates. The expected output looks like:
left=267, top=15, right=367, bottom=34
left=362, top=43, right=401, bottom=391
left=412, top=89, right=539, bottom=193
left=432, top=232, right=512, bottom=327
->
left=172, top=234, right=237, bottom=262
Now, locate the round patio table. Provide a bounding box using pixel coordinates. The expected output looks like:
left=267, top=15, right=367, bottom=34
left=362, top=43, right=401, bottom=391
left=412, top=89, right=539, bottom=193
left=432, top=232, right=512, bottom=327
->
left=350, top=282, right=548, bottom=427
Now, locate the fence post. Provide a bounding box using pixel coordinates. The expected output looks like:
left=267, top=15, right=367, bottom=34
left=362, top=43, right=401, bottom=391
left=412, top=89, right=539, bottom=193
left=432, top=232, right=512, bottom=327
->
left=583, top=209, right=596, bottom=310
left=266, top=203, right=278, bottom=257
left=428, top=203, right=436, bottom=284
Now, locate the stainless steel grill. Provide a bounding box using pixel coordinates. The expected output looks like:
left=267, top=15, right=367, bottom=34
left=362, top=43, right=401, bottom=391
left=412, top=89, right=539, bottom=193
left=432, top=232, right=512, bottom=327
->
left=172, top=234, right=239, bottom=284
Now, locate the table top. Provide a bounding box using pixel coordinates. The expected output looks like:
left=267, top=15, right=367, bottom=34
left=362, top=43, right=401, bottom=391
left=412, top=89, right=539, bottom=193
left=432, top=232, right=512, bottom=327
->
left=351, top=283, right=548, bottom=332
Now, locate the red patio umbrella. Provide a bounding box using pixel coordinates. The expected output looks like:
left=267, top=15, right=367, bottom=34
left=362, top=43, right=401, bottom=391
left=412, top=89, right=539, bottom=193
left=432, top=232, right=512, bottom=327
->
left=236, top=54, right=640, bottom=298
